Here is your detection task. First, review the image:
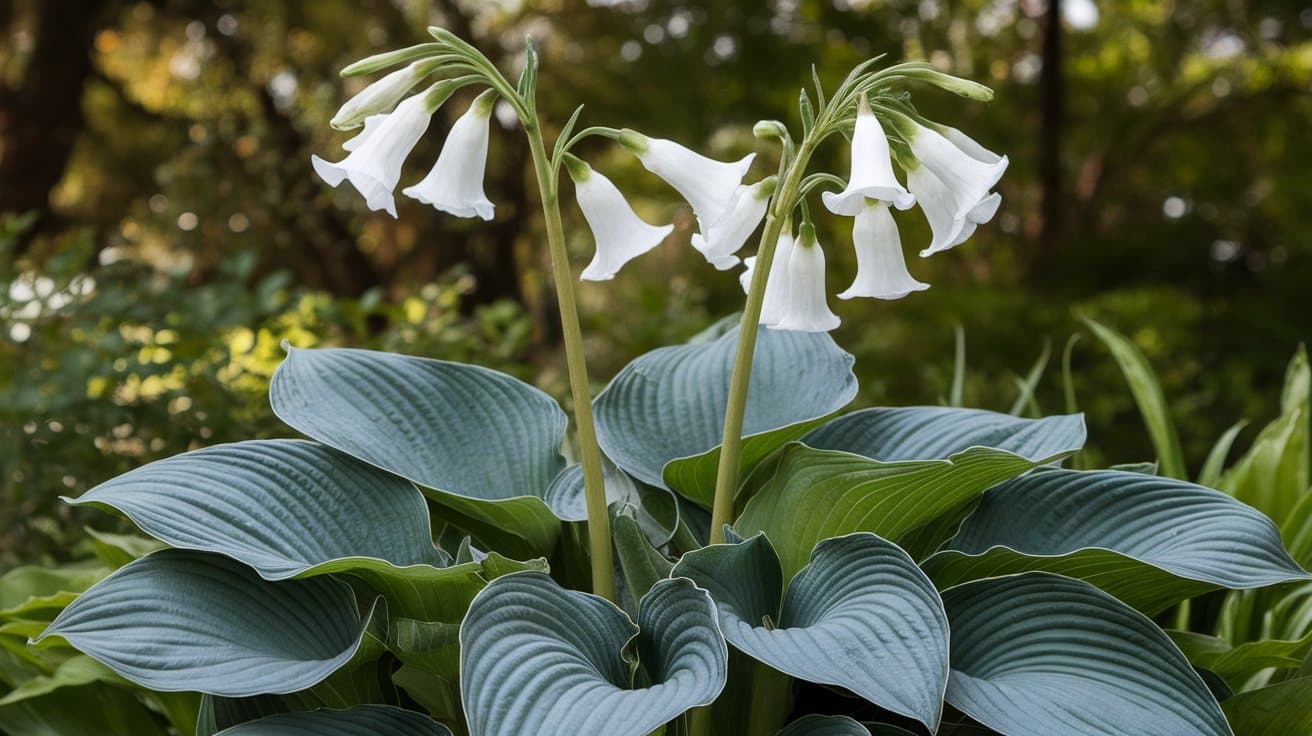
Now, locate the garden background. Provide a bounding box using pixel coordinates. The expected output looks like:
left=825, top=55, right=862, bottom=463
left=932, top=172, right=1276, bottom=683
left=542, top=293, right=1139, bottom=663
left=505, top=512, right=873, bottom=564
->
left=2, top=0, right=1310, bottom=567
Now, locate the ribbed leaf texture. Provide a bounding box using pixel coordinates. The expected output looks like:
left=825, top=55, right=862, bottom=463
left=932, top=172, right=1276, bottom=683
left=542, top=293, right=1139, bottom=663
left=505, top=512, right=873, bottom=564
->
left=70, top=440, right=443, bottom=578
left=593, top=325, right=856, bottom=506
left=943, top=573, right=1231, bottom=736
left=675, top=533, right=947, bottom=729
left=803, top=406, right=1086, bottom=462
left=269, top=347, right=568, bottom=554
left=39, top=551, right=367, bottom=696
left=459, top=572, right=726, bottom=736
left=213, top=705, right=451, bottom=735
left=923, top=469, right=1310, bottom=613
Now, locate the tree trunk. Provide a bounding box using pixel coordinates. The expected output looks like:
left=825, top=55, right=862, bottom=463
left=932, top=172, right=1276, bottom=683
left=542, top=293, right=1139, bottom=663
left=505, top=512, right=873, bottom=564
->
left=0, top=0, right=114, bottom=252
left=1035, top=0, right=1065, bottom=262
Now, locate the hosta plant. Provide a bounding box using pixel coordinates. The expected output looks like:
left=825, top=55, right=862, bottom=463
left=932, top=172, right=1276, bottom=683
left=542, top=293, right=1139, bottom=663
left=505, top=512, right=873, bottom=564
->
left=26, top=25, right=1312, bottom=736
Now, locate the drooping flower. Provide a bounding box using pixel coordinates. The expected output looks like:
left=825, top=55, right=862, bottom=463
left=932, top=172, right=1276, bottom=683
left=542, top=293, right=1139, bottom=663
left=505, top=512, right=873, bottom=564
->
left=929, top=123, right=1005, bottom=250
left=889, top=109, right=1008, bottom=228
left=312, top=88, right=439, bottom=217
left=838, top=199, right=928, bottom=300
left=906, top=162, right=1002, bottom=257
left=330, top=61, right=434, bottom=131
left=618, top=129, right=755, bottom=226
left=342, top=114, right=385, bottom=152
left=402, top=90, right=498, bottom=220
left=772, top=223, right=840, bottom=332
left=563, top=155, right=674, bottom=281
left=739, top=228, right=796, bottom=326
left=691, top=177, right=776, bottom=270
left=822, top=97, right=915, bottom=215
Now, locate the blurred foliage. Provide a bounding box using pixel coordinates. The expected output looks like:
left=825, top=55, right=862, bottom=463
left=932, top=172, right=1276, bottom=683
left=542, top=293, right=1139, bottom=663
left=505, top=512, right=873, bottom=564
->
left=2, top=0, right=1311, bottom=564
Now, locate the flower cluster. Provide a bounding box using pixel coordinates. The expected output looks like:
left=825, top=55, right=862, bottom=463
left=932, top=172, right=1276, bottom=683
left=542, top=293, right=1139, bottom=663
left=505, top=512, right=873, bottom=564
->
left=312, top=41, right=1005, bottom=333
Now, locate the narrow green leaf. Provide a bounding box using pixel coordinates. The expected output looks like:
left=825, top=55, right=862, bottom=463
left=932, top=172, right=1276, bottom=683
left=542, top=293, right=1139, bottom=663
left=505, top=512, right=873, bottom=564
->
left=0, top=655, right=125, bottom=706
left=594, top=324, right=856, bottom=507
left=1199, top=420, right=1248, bottom=489
left=922, top=469, right=1309, bottom=614
left=943, top=573, right=1230, bottom=736
left=270, top=347, right=568, bottom=555
left=1221, top=677, right=1312, bottom=735
left=459, top=572, right=727, bottom=736
left=1218, top=346, right=1309, bottom=523
left=674, top=533, right=949, bottom=730
left=1170, top=629, right=1312, bottom=689
left=1007, top=340, right=1050, bottom=416
left=213, top=705, right=451, bottom=735
left=39, top=551, right=371, bottom=696
left=1084, top=317, right=1187, bottom=479
left=950, top=324, right=966, bottom=407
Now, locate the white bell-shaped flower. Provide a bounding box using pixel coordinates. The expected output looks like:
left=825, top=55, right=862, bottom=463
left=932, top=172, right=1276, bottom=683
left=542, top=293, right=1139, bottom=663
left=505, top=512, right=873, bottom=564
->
left=907, top=162, right=1003, bottom=257
left=563, top=155, right=674, bottom=281
left=773, top=223, right=840, bottom=333
left=838, top=199, right=928, bottom=300
left=402, top=90, right=497, bottom=220
left=895, top=111, right=1008, bottom=224
left=330, top=61, right=432, bottom=131
left=932, top=124, right=1005, bottom=249
left=342, top=114, right=385, bottom=152
left=691, top=177, right=775, bottom=270
left=822, top=97, right=915, bottom=215
left=739, top=228, right=796, bottom=326
left=618, top=129, right=755, bottom=226
left=312, top=89, right=437, bottom=217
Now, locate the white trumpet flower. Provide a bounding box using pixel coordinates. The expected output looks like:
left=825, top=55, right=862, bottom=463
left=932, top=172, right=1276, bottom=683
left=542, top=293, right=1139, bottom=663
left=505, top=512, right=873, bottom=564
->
left=564, top=155, right=674, bottom=281
left=739, top=228, right=796, bottom=326
left=907, top=162, right=1003, bottom=257
left=691, top=177, right=776, bottom=270
left=773, top=224, right=840, bottom=333
left=312, top=89, right=437, bottom=217
left=618, top=129, right=755, bottom=226
left=932, top=124, right=1005, bottom=249
left=330, top=61, right=433, bottom=131
left=342, top=114, right=385, bottom=152
left=823, top=97, right=915, bottom=215
left=402, top=90, right=497, bottom=220
left=838, top=200, right=928, bottom=300
left=892, top=110, right=1008, bottom=226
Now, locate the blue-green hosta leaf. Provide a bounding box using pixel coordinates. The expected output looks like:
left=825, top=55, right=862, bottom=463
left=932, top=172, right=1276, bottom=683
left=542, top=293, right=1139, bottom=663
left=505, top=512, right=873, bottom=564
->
left=776, top=715, right=872, bottom=735
left=460, top=572, right=726, bottom=736
left=1220, top=677, right=1312, bottom=735
left=942, top=573, right=1230, bottom=736
left=214, top=705, right=451, bottom=735
left=674, top=533, right=947, bottom=730
left=270, top=347, right=568, bottom=555
left=594, top=325, right=856, bottom=506
left=735, top=443, right=1065, bottom=575
left=803, top=407, right=1086, bottom=463
left=921, top=469, right=1310, bottom=614
left=66, top=439, right=541, bottom=620
left=38, top=550, right=369, bottom=696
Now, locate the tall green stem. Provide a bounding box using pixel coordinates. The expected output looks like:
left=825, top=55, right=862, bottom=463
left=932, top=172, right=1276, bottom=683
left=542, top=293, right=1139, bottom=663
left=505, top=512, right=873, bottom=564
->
left=707, top=140, right=815, bottom=544
left=525, top=121, right=616, bottom=602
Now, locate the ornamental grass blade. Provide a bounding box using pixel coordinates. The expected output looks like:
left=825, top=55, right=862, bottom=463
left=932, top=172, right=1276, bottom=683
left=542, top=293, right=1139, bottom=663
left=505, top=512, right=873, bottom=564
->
left=459, top=572, right=726, bottom=736
left=674, top=533, right=948, bottom=730
left=593, top=324, right=856, bottom=507
left=921, top=469, right=1310, bottom=614
left=270, top=347, right=568, bottom=555
left=38, top=550, right=371, bottom=697
left=943, top=573, right=1231, bottom=736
